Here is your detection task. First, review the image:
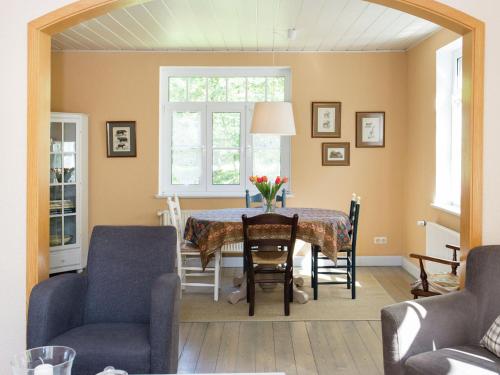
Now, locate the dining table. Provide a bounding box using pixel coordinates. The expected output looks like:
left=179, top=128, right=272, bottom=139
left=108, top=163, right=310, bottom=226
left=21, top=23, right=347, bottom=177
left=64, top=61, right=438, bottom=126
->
left=184, top=207, right=351, bottom=304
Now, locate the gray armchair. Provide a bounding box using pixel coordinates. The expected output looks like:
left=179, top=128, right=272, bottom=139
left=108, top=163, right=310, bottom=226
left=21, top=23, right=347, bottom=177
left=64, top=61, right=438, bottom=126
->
left=382, top=246, right=500, bottom=374
left=28, top=226, right=180, bottom=375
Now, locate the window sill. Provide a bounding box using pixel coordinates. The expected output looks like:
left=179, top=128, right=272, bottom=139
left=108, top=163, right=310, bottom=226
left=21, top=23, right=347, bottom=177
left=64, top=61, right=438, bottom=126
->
left=431, top=202, right=461, bottom=217
left=156, top=192, right=294, bottom=199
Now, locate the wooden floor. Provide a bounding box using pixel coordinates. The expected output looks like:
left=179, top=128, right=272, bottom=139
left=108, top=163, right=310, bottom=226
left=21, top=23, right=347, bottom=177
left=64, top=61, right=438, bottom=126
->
left=178, top=266, right=414, bottom=374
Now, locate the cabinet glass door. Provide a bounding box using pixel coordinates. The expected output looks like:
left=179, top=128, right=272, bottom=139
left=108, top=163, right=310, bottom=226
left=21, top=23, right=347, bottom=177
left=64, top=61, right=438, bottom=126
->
left=50, top=120, right=78, bottom=248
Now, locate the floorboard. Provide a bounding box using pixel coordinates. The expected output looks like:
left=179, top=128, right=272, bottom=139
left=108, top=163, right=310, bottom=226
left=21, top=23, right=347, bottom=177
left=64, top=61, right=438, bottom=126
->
left=177, top=266, right=412, bottom=374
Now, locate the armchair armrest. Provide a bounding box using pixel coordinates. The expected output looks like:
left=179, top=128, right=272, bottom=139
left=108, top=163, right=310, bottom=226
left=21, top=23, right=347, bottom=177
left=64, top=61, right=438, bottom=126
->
left=27, top=273, right=87, bottom=348
left=150, top=273, right=180, bottom=374
left=410, top=253, right=460, bottom=277
left=446, top=244, right=460, bottom=251
left=409, top=253, right=460, bottom=267
left=381, top=291, right=477, bottom=375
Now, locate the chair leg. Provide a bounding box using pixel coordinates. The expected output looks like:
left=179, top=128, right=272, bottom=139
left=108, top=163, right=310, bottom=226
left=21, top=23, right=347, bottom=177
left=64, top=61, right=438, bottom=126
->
left=351, top=254, right=356, bottom=300
left=284, top=277, right=290, bottom=316
left=214, top=250, right=220, bottom=302
left=313, top=246, right=319, bottom=300
left=249, top=272, right=255, bottom=317
left=346, top=254, right=351, bottom=290
left=310, top=247, right=315, bottom=288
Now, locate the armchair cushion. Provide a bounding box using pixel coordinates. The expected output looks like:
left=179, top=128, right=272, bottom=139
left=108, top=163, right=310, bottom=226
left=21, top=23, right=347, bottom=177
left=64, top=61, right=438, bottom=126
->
left=405, top=345, right=500, bottom=375
left=48, top=323, right=150, bottom=375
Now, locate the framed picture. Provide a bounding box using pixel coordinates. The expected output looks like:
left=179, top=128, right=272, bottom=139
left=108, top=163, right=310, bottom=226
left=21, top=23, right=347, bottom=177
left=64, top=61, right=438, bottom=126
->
left=356, top=112, right=385, bottom=148
left=312, top=102, right=341, bottom=138
left=322, top=142, right=350, bottom=166
left=106, top=121, right=137, bottom=157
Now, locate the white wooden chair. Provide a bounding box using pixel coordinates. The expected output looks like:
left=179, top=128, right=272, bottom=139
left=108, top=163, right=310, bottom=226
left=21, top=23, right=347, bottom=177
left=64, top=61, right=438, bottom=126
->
left=166, top=195, right=221, bottom=301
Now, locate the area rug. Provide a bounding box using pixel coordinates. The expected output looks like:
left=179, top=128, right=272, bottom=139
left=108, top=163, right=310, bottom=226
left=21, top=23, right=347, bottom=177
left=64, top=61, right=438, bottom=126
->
left=180, top=267, right=395, bottom=322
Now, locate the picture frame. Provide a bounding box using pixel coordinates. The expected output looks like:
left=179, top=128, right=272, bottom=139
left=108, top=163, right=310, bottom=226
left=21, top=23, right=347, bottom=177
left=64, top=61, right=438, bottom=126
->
left=322, top=142, right=350, bottom=166
left=356, top=112, right=385, bottom=148
left=106, top=121, right=137, bottom=157
left=312, top=102, right=341, bottom=138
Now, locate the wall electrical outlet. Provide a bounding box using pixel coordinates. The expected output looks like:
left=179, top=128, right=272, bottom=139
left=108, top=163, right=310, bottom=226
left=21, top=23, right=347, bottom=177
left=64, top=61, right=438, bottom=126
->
left=373, top=236, right=388, bottom=245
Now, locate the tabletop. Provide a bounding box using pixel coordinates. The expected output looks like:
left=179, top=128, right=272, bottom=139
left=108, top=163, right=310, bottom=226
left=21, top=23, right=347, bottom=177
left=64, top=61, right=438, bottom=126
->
left=184, top=207, right=351, bottom=268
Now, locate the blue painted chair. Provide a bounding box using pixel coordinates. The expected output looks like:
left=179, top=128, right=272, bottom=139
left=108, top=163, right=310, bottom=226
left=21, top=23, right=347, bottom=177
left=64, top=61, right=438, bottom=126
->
left=245, top=188, right=287, bottom=208
left=311, top=194, right=361, bottom=300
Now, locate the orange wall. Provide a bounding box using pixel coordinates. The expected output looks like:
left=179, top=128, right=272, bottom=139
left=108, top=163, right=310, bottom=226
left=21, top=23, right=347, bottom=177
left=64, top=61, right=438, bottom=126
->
left=51, top=51, right=408, bottom=256
left=403, top=29, right=461, bottom=260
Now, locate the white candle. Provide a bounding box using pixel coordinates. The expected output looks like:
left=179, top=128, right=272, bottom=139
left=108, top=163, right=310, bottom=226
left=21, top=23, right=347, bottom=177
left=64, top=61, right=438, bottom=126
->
left=34, top=363, right=53, bottom=375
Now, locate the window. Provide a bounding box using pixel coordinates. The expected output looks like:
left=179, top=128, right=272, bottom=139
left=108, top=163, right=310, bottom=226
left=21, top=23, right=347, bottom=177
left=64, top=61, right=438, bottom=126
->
left=435, top=38, right=462, bottom=214
left=159, top=67, right=291, bottom=197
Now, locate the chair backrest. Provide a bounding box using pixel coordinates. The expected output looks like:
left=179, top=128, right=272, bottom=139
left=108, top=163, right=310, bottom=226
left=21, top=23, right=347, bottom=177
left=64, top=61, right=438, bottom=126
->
left=242, top=213, right=298, bottom=267
left=167, top=196, right=183, bottom=272
left=245, top=188, right=287, bottom=208
left=349, top=195, right=361, bottom=253
left=84, top=226, right=177, bottom=324
left=167, top=194, right=184, bottom=237
left=463, top=246, right=500, bottom=340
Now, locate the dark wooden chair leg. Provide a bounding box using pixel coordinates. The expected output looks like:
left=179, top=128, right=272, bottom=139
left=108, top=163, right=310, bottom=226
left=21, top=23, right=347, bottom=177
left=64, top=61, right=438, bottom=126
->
left=284, top=277, right=290, bottom=316
left=310, top=247, right=315, bottom=288
left=249, top=278, right=255, bottom=316
left=313, top=246, right=319, bottom=300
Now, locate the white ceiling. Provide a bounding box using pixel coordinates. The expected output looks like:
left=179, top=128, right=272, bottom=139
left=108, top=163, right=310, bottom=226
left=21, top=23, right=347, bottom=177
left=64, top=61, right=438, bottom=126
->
left=52, top=0, right=441, bottom=52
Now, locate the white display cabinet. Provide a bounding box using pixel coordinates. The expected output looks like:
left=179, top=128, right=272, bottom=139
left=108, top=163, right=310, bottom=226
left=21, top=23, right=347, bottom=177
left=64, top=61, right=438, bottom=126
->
left=49, top=112, right=88, bottom=274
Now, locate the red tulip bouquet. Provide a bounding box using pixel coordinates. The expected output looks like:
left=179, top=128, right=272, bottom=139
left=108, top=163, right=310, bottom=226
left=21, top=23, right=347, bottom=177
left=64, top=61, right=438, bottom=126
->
left=249, top=175, right=288, bottom=213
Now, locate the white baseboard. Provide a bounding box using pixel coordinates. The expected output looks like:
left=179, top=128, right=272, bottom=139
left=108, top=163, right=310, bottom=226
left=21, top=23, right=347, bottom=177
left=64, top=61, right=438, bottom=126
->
left=402, top=257, right=420, bottom=278
left=190, top=255, right=407, bottom=268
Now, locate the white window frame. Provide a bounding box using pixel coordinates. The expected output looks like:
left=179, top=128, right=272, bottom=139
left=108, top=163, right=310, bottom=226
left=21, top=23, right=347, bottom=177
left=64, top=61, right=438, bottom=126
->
left=434, top=38, right=462, bottom=215
left=158, top=66, right=292, bottom=198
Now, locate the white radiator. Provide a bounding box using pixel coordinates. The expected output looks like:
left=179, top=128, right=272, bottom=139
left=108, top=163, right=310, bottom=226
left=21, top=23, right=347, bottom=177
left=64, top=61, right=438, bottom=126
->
left=158, top=209, right=243, bottom=255
left=425, top=222, right=460, bottom=274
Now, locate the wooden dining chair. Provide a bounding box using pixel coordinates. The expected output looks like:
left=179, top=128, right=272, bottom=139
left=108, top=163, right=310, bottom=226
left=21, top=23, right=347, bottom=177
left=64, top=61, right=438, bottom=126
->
left=311, top=194, right=361, bottom=300
left=409, top=244, right=460, bottom=298
left=245, top=188, right=287, bottom=208
left=166, top=196, right=222, bottom=301
left=242, top=213, right=299, bottom=316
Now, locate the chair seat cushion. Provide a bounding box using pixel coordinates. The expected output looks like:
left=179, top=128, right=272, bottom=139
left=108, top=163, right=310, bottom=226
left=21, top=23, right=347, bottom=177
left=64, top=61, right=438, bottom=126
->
left=48, top=323, right=150, bottom=375
left=405, top=345, right=500, bottom=375
left=253, top=250, right=288, bottom=265
left=411, top=272, right=459, bottom=294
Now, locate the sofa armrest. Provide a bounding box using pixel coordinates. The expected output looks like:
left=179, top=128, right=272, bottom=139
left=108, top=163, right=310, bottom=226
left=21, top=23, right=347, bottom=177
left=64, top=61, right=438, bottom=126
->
left=27, top=273, right=87, bottom=348
left=150, top=273, right=180, bottom=374
left=381, top=291, right=477, bottom=375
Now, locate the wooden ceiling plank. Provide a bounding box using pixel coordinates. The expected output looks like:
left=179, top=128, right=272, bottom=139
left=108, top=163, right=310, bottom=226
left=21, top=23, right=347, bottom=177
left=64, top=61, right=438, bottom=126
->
left=78, top=21, right=122, bottom=49
left=321, top=0, right=369, bottom=51
left=306, top=0, right=350, bottom=51
left=166, top=0, right=213, bottom=49
left=335, top=3, right=387, bottom=51
left=99, top=11, right=152, bottom=49
left=361, top=11, right=414, bottom=51
left=61, top=27, right=103, bottom=49
left=354, top=7, right=402, bottom=50
left=89, top=18, right=136, bottom=49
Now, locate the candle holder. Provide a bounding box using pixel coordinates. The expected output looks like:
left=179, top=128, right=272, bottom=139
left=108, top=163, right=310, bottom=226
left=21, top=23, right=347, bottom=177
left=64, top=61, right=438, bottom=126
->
left=11, top=346, right=75, bottom=375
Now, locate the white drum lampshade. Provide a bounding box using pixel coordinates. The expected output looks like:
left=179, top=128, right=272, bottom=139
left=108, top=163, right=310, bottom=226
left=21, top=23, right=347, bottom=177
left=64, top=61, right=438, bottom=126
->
left=250, top=102, right=296, bottom=135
